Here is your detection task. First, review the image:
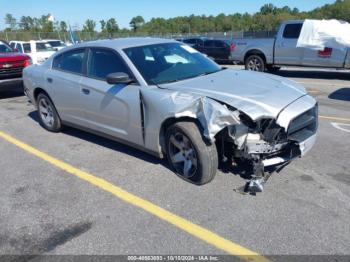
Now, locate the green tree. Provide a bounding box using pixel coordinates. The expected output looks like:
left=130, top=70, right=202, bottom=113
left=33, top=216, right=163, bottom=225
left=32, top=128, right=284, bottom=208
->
left=5, top=13, right=17, bottom=31
left=130, top=16, right=145, bottom=32
left=83, top=19, right=96, bottom=33
left=19, top=16, right=33, bottom=31
left=100, top=20, right=106, bottom=32
left=39, top=14, right=54, bottom=32
left=60, top=21, right=68, bottom=32
left=106, top=18, right=119, bottom=36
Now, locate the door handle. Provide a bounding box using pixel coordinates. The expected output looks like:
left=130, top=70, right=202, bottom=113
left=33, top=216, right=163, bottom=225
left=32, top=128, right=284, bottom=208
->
left=47, top=77, right=53, bottom=83
left=81, top=88, right=90, bottom=95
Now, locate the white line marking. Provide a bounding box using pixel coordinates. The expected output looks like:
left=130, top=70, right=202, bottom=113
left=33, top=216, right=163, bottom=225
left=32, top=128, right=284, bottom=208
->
left=331, top=122, right=350, bottom=133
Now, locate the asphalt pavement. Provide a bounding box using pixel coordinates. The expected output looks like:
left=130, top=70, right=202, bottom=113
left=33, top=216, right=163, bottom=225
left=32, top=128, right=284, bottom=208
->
left=0, top=66, right=349, bottom=260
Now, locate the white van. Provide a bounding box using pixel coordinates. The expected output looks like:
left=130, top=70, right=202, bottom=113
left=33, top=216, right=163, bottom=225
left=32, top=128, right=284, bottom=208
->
left=9, top=40, right=56, bottom=64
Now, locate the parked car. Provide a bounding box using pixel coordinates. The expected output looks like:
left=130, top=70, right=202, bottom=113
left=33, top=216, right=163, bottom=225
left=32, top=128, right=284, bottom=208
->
left=9, top=40, right=56, bottom=64
left=43, top=39, right=67, bottom=51
left=180, top=38, right=235, bottom=63
left=0, top=40, right=32, bottom=92
left=23, top=38, right=318, bottom=192
left=230, top=20, right=350, bottom=72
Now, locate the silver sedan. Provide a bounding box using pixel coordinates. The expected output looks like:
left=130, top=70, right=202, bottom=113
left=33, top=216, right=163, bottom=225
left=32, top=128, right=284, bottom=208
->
left=23, top=38, right=318, bottom=193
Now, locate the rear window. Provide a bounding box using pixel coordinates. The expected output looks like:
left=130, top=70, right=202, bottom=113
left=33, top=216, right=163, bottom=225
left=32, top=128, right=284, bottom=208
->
left=283, top=23, right=303, bottom=39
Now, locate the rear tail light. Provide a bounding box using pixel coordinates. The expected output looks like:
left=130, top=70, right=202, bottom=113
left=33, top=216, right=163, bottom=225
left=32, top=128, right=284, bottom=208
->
left=230, top=43, right=236, bottom=51
left=318, top=47, right=332, bottom=57
left=23, top=58, right=32, bottom=67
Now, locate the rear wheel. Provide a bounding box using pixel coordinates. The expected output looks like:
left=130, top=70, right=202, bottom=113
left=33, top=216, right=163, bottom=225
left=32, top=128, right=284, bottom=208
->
left=245, top=54, right=266, bottom=72
left=37, top=93, right=62, bottom=132
left=165, top=121, right=218, bottom=185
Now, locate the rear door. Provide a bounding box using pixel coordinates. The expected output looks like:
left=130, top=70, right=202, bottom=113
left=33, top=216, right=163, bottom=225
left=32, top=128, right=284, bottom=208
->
left=80, top=47, right=143, bottom=145
left=46, top=48, right=88, bottom=126
left=274, top=23, right=304, bottom=65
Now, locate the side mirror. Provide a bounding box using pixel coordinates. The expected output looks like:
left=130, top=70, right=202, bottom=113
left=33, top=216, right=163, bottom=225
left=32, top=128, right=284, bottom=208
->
left=14, top=48, right=19, bottom=52
left=106, top=72, right=135, bottom=85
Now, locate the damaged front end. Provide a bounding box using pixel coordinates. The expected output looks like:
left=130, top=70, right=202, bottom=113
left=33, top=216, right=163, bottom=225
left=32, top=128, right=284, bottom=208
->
left=217, top=105, right=318, bottom=194
left=141, top=87, right=317, bottom=194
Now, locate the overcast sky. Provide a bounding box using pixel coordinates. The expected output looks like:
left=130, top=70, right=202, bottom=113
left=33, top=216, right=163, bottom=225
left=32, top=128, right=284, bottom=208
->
left=1, top=0, right=335, bottom=30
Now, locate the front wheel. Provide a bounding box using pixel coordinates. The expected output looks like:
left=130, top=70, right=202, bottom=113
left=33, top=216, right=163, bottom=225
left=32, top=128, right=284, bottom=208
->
left=245, top=55, right=266, bottom=72
left=165, top=121, right=218, bottom=185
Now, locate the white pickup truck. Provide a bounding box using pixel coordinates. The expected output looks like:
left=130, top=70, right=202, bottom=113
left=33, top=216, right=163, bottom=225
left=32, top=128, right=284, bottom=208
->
left=9, top=40, right=56, bottom=65
left=231, top=20, right=350, bottom=72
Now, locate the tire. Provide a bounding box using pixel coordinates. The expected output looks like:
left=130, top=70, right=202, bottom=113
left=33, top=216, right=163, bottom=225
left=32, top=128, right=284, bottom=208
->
left=267, top=65, right=281, bottom=73
left=245, top=54, right=266, bottom=72
left=37, top=93, right=62, bottom=132
left=165, top=121, right=218, bottom=185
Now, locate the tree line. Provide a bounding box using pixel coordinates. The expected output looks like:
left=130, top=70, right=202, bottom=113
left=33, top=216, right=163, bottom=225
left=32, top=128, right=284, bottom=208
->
left=3, top=0, right=349, bottom=36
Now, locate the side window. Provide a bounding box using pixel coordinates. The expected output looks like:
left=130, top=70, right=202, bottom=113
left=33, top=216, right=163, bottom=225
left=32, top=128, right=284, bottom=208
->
left=17, top=44, right=23, bottom=53
left=52, top=49, right=85, bottom=74
left=88, top=48, right=131, bottom=80
left=10, top=42, right=16, bottom=49
left=204, top=40, right=214, bottom=48
left=214, top=41, right=226, bottom=48
left=23, top=43, right=31, bottom=53
left=283, top=23, right=303, bottom=39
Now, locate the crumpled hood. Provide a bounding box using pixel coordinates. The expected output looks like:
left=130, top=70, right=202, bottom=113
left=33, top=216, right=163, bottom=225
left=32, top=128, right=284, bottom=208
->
left=160, top=69, right=307, bottom=121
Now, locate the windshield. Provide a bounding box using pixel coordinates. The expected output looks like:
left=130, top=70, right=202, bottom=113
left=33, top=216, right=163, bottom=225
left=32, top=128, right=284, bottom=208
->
left=36, top=42, right=55, bottom=52
left=48, top=41, right=65, bottom=47
left=124, top=43, right=221, bottom=85
left=0, top=42, right=13, bottom=53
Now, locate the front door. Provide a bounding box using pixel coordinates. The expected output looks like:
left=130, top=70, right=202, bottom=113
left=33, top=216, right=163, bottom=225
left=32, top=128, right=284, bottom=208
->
left=80, top=48, right=143, bottom=146
left=274, top=23, right=304, bottom=65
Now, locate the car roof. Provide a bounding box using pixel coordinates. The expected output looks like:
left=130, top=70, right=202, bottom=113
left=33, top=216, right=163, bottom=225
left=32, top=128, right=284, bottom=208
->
left=283, top=19, right=304, bottom=24
left=10, top=40, right=48, bottom=44
left=67, top=37, right=176, bottom=50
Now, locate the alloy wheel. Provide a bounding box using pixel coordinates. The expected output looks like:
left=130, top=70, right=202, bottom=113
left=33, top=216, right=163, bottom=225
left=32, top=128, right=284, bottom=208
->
left=168, top=132, right=198, bottom=178
left=38, top=98, right=55, bottom=128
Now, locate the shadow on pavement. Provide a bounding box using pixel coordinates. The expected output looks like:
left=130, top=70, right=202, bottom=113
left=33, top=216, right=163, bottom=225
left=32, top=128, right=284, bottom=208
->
left=28, top=110, right=257, bottom=183
left=28, top=111, right=165, bottom=167
left=274, top=69, right=350, bottom=80
left=0, top=90, right=24, bottom=100
left=329, top=88, right=350, bottom=102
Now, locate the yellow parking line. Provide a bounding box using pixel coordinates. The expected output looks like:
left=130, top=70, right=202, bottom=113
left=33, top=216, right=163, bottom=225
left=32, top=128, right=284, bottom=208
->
left=0, top=131, right=269, bottom=262
left=319, top=115, right=350, bottom=122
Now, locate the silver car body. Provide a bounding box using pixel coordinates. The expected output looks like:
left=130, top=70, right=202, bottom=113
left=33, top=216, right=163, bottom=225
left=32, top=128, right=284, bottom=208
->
left=23, top=38, right=318, bottom=169
left=230, top=20, right=350, bottom=69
